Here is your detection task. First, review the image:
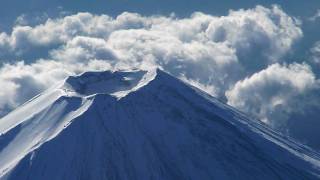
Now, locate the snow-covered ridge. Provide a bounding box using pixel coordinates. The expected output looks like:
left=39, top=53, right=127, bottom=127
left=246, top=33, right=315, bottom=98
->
left=0, top=68, right=159, bottom=135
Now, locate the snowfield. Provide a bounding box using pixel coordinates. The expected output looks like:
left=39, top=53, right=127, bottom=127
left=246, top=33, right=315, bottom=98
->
left=0, top=69, right=319, bottom=180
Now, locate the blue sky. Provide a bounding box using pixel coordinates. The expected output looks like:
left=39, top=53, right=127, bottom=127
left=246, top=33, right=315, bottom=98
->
left=0, top=0, right=320, bottom=150
left=1, top=0, right=319, bottom=23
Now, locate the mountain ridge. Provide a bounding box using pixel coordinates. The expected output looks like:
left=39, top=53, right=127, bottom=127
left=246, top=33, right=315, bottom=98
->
left=0, top=69, right=320, bottom=180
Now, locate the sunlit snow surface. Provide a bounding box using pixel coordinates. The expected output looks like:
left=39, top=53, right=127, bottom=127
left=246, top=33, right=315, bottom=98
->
left=0, top=69, right=319, bottom=180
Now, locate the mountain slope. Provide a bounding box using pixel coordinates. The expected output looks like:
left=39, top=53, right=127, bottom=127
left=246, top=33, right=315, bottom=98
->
left=0, top=69, right=319, bottom=180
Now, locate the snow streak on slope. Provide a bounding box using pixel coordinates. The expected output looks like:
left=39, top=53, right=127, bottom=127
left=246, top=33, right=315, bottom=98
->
left=0, top=69, right=319, bottom=180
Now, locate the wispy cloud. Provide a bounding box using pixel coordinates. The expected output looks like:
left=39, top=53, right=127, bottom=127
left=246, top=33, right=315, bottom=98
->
left=308, top=9, right=320, bottom=21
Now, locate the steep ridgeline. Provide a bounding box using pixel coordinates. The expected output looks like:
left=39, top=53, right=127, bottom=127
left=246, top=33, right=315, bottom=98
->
left=0, top=69, right=319, bottom=180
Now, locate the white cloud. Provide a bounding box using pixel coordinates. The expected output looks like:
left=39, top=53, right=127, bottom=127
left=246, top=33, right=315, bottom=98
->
left=310, top=41, right=320, bottom=66
left=50, top=36, right=116, bottom=63
left=0, top=12, right=151, bottom=52
left=308, top=9, right=320, bottom=21
left=226, top=63, right=318, bottom=128
left=0, top=5, right=304, bottom=122
left=207, top=5, right=302, bottom=63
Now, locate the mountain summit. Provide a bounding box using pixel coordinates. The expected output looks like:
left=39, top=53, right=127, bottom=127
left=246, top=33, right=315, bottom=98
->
left=0, top=69, right=319, bottom=180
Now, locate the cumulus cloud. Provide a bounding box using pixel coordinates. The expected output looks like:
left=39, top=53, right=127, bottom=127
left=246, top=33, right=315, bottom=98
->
left=50, top=36, right=117, bottom=63
left=0, top=4, right=308, bottom=133
left=207, top=6, right=302, bottom=67
left=226, top=63, right=319, bottom=128
left=0, top=12, right=150, bottom=54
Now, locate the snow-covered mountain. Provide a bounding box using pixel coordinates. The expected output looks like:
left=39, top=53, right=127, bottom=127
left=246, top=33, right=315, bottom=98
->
left=0, top=69, right=319, bottom=180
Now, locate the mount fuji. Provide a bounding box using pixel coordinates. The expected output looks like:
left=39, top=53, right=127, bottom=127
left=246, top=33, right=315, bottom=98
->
left=0, top=69, right=319, bottom=180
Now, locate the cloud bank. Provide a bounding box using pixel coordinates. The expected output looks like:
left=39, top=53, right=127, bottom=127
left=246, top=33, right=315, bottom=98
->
left=226, top=63, right=319, bottom=127
left=0, top=5, right=319, bottom=148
